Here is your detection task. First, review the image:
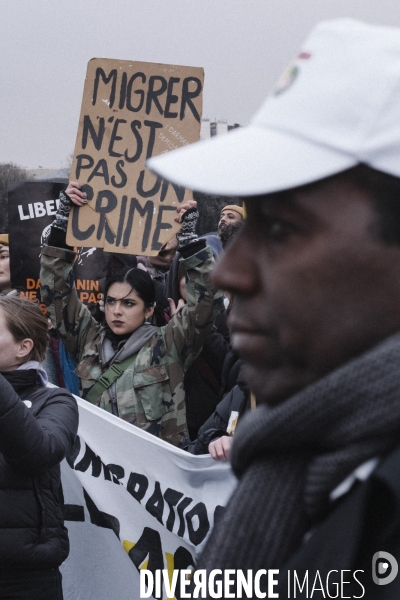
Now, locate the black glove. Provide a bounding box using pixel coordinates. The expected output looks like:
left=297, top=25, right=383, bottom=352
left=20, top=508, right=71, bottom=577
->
left=176, top=207, right=199, bottom=248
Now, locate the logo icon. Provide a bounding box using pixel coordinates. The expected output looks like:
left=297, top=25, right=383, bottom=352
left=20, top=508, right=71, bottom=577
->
left=273, top=51, right=312, bottom=96
left=372, top=552, right=398, bottom=585
left=273, top=63, right=299, bottom=96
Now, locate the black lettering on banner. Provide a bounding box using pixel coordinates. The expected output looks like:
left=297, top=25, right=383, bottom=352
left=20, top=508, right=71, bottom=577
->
left=63, top=504, right=85, bottom=522
left=128, top=527, right=164, bottom=574
left=174, top=546, right=195, bottom=570
left=146, top=76, right=168, bottom=116
left=126, top=72, right=146, bottom=112
left=106, top=464, right=125, bottom=483
left=125, top=120, right=143, bottom=163
left=74, top=443, right=102, bottom=477
left=88, top=159, right=110, bottom=185
left=72, top=441, right=120, bottom=483
left=82, top=116, right=105, bottom=151
left=60, top=480, right=85, bottom=522
left=111, top=160, right=127, bottom=188
left=213, top=505, right=225, bottom=526
left=177, top=497, right=192, bottom=538
left=95, top=190, right=117, bottom=243
left=123, top=198, right=153, bottom=251
left=151, top=206, right=175, bottom=251
left=174, top=546, right=196, bottom=600
left=180, top=77, right=202, bottom=122
left=163, top=488, right=184, bottom=532
left=92, top=68, right=117, bottom=108
left=102, top=465, right=112, bottom=482
left=127, top=472, right=149, bottom=502
left=145, top=481, right=164, bottom=525
left=185, top=502, right=209, bottom=546
left=164, top=77, right=180, bottom=119
left=84, top=489, right=120, bottom=538
left=75, top=154, right=94, bottom=179
left=108, top=118, right=127, bottom=157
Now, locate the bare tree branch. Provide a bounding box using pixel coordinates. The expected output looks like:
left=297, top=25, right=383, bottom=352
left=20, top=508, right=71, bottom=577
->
left=0, top=163, right=31, bottom=233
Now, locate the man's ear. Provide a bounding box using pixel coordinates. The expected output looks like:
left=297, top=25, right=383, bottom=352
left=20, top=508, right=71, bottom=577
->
left=16, top=338, right=34, bottom=361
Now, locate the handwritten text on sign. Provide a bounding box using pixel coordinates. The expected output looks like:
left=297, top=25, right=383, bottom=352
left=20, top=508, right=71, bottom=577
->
left=66, top=59, right=204, bottom=255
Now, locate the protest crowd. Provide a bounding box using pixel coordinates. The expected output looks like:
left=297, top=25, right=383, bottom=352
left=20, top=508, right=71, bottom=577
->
left=3, top=15, right=400, bottom=600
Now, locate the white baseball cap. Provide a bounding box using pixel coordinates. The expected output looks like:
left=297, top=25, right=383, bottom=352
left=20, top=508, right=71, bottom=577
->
left=147, top=19, right=400, bottom=196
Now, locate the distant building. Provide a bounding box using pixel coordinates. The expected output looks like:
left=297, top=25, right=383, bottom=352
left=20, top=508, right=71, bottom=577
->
left=200, top=119, right=241, bottom=140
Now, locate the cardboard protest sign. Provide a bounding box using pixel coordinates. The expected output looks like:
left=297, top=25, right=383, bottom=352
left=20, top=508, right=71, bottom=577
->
left=8, top=181, right=111, bottom=314
left=67, top=59, right=204, bottom=256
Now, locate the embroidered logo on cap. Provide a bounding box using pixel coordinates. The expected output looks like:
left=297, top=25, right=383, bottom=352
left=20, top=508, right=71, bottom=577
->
left=274, top=51, right=312, bottom=96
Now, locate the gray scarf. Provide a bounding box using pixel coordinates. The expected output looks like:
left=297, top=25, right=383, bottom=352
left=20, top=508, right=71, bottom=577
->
left=101, top=322, right=158, bottom=366
left=196, top=332, right=400, bottom=572
left=101, top=323, right=158, bottom=415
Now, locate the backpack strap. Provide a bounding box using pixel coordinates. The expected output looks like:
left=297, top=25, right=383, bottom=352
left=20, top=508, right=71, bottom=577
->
left=85, top=355, right=135, bottom=404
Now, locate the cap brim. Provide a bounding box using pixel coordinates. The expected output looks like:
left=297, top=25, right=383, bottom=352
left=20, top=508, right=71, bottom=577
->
left=147, top=125, right=358, bottom=196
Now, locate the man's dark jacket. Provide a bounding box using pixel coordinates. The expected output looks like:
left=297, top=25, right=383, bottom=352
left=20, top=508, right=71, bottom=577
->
left=279, top=445, right=400, bottom=598
left=0, top=373, right=78, bottom=570
left=194, top=333, right=400, bottom=599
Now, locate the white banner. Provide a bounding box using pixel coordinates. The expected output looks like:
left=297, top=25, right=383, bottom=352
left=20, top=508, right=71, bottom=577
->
left=60, top=396, right=237, bottom=600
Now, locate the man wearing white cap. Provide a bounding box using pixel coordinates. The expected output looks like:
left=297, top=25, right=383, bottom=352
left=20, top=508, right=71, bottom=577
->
left=148, top=19, right=400, bottom=597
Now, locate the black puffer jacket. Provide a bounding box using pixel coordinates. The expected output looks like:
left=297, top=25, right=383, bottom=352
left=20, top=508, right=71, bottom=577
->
left=187, top=360, right=250, bottom=455
left=0, top=371, right=78, bottom=570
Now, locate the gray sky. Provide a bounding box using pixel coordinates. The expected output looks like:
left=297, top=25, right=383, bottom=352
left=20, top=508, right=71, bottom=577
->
left=1, top=0, right=400, bottom=169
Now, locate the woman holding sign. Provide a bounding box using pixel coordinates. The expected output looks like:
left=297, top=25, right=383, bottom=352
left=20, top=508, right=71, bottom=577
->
left=0, top=295, right=78, bottom=599
left=40, top=182, right=224, bottom=448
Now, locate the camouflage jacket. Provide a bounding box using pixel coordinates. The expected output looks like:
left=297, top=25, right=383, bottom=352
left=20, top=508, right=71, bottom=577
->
left=40, top=244, right=224, bottom=447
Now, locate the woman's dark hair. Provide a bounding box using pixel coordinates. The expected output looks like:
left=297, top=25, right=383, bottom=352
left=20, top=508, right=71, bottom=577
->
left=0, top=296, right=49, bottom=363
left=104, top=267, right=155, bottom=308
